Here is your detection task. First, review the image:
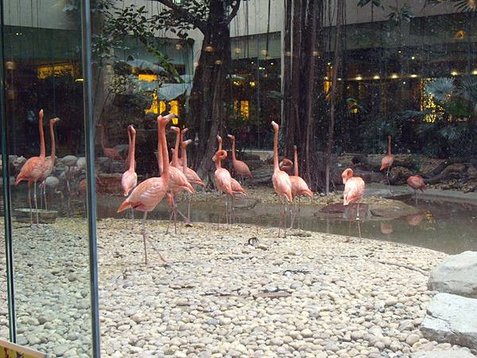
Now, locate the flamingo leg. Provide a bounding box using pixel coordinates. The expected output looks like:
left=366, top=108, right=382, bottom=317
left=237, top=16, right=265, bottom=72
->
left=28, top=182, right=33, bottom=226
left=33, top=181, right=39, bottom=224
left=356, top=203, right=362, bottom=239
left=231, top=195, right=236, bottom=225
left=141, top=212, right=149, bottom=265
left=43, top=184, right=48, bottom=211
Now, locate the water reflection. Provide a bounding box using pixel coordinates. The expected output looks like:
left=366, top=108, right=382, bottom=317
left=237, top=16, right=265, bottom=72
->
left=98, top=194, right=477, bottom=255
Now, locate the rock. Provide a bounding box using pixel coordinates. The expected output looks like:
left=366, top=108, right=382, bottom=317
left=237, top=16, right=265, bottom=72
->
left=411, top=349, right=476, bottom=358
left=428, top=251, right=477, bottom=298
left=421, top=293, right=477, bottom=350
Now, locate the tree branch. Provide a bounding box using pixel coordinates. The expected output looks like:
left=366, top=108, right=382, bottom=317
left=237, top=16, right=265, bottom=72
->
left=152, top=0, right=207, bottom=33
left=224, top=0, right=242, bottom=24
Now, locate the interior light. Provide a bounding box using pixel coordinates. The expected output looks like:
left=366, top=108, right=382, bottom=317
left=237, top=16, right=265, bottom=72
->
left=410, top=74, right=418, bottom=78
left=373, top=75, right=380, bottom=80
left=411, top=56, right=416, bottom=60
left=472, top=70, right=477, bottom=75
left=355, top=75, right=363, bottom=81
left=391, top=74, right=399, bottom=79
left=451, top=71, right=459, bottom=76
left=249, top=81, right=256, bottom=87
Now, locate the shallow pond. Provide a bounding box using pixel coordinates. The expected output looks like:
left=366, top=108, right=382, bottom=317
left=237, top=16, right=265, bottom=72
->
left=97, top=194, right=477, bottom=255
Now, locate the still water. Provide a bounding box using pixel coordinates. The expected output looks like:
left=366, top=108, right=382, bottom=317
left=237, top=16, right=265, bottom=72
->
left=98, top=194, right=477, bottom=255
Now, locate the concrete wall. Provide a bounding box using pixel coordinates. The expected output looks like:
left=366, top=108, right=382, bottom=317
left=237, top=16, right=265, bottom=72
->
left=3, top=0, right=77, bottom=29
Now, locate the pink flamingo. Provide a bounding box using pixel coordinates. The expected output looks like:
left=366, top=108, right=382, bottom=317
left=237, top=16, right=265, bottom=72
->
left=170, top=126, right=183, bottom=169
left=16, top=109, right=47, bottom=225
left=98, top=123, right=123, bottom=161
left=180, top=139, right=205, bottom=188
left=157, top=125, right=194, bottom=232
left=271, top=121, right=293, bottom=237
left=227, top=134, right=252, bottom=182
left=342, top=168, right=366, bottom=237
left=407, top=175, right=426, bottom=204
left=279, top=158, right=294, bottom=175
left=380, top=135, right=394, bottom=184
left=121, top=125, right=138, bottom=197
left=117, top=114, right=173, bottom=265
left=180, top=138, right=205, bottom=221
left=289, top=145, right=313, bottom=227
left=39, top=116, right=60, bottom=211
left=213, top=149, right=246, bottom=224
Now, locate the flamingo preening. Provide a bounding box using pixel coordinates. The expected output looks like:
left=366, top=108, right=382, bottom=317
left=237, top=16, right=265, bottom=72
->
left=15, top=109, right=47, bottom=225
left=117, top=114, right=173, bottom=265
left=271, top=121, right=293, bottom=237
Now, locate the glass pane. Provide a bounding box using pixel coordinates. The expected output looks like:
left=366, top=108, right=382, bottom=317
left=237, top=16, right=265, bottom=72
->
left=2, top=1, right=93, bottom=356
left=89, top=1, right=476, bottom=357
left=0, top=152, right=8, bottom=339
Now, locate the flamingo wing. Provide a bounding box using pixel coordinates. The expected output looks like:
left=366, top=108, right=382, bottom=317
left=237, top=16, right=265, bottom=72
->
left=215, top=168, right=233, bottom=195
left=117, top=177, right=167, bottom=212
left=343, top=177, right=365, bottom=206
left=272, top=171, right=292, bottom=202
left=121, top=169, right=138, bottom=196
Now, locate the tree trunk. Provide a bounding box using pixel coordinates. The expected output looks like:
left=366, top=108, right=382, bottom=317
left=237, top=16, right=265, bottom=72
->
left=188, top=12, right=231, bottom=179
left=324, top=0, right=344, bottom=194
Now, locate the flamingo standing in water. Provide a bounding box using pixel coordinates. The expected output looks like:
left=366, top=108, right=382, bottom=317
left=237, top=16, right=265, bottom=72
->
left=227, top=134, right=252, bottom=183
left=213, top=149, right=246, bottom=224
left=121, top=125, right=138, bottom=197
left=380, top=135, right=394, bottom=185
left=342, top=167, right=365, bottom=237
left=117, top=114, right=173, bottom=265
left=289, top=145, right=313, bottom=228
left=407, top=175, right=426, bottom=204
left=271, top=121, right=293, bottom=237
left=39, top=116, right=60, bottom=211
left=16, top=109, right=47, bottom=225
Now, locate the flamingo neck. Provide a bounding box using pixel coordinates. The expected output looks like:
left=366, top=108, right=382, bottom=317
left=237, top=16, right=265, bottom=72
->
left=231, top=137, right=237, bottom=161
left=39, top=110, right=46, bottom=158
left=159, top=122, right=169, bottom=178
left=157, top=123, right=163, bottom=175
left=273, top=126, right=279, bottom=171
left=387, top=136, right=392, bottom=155
left=293, top=147, right=299, bottom=177
left=129, top=128, right=136, bottom=171
left=181, top=144, right=188, bottom=170
left=49, top=120, right=57, bottom=160
left=218, top=138, right=222, bottom=152
left=173, top=130, right=180, bottom=166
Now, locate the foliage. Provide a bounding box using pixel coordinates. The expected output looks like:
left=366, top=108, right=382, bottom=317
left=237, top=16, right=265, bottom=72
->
left=401, top=77, right=477, bottom=157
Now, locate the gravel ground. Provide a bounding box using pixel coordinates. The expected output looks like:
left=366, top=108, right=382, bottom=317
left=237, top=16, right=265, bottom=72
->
left=0, top=191, right=472, bottom=357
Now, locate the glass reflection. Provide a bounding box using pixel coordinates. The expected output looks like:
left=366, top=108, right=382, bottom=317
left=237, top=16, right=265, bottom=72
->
left=3, top=1, right=92, bottom=355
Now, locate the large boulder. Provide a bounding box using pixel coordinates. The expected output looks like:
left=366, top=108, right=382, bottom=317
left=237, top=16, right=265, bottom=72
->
left=421, top=293, right=477, bottom=351
left=428, top=251, right=477, bottom=298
